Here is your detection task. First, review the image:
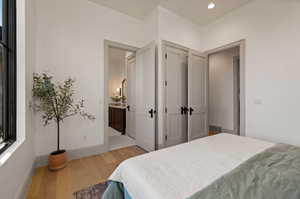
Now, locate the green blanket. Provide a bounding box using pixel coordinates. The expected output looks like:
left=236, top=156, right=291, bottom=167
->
left=188, top=143, right=300, bottom=199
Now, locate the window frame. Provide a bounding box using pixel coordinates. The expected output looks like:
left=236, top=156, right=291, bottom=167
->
left=0, top=0, right=17, bottom=155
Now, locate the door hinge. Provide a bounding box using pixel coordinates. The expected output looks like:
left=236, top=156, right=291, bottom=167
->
left=165, top=135, right=168, bottom=141
left=165, top=53, right=167, bottom=59
left=165, top=81, right=167, bottom=86
left=165, top=107, right=167, bottom=113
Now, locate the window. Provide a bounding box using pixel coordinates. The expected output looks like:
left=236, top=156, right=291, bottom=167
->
left=0, top=0, right=16, bottom=154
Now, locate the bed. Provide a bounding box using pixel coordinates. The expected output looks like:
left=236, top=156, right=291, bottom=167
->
left=102, top=133, right=300, bottom=199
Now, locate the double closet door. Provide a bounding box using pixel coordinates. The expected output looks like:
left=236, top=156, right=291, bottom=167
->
left=165, top=45, right=208, bottom=147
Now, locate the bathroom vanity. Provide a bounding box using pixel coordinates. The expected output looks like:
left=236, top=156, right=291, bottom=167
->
left=109, top=104, right=126, bottom=134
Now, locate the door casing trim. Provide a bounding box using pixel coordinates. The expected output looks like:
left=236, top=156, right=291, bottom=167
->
left=104, top=40, right=139, bottom=152
left=204, top=39, right=246, bottom=136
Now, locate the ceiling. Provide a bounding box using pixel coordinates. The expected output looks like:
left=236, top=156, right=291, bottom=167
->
left=89, top=0, right=165, bottom=19
left=89, top=0, right=252, bottom=25
left=161, top=0, right=251, bottom=25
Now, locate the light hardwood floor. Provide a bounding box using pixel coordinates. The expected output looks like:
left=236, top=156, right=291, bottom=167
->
left=26, top=146, right=146, bottom=199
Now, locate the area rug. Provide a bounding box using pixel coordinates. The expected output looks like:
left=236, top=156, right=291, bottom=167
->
left=73, top=182, right=108, bottom=199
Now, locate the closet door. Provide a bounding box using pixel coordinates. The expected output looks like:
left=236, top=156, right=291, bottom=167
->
left=188, top=50, right=208, bottom=141
left=135, top=42, right=156, bottom=151
left=126, top=55, right=136, bottom=139
left=165, top=47, right=188, bottom=147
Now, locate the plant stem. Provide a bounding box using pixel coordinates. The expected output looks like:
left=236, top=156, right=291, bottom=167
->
left=57, top=118, right=60, bottom=151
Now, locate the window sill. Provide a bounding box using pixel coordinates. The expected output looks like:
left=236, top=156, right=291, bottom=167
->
left=0, top=138, right=25, bottom=167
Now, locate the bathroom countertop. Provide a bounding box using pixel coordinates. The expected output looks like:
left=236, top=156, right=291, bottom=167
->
left=109, top=104, right=127, bottom=109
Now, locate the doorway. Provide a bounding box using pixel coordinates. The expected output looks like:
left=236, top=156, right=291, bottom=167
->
left=104, top=40, right=157, bottom=152
left=205, top=40, right=245, bottom=136
left=107, top=46, right=136, bottom=150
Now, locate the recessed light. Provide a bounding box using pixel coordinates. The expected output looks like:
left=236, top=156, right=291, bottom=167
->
left=208, top=2, right=215, bottom=9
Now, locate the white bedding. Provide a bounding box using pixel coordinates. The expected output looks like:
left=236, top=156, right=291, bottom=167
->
left=109, top=134, right=275, bottom=199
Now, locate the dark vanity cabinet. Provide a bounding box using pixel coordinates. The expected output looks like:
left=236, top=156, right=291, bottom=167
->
left=109, top=106, right=126, bottom=134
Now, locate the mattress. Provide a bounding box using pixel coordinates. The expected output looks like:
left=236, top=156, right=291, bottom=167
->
left=109, top=134, right=275, bottom=199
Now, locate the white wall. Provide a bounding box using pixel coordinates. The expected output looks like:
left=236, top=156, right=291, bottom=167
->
left=108, top=47, right=126, bottom=100
left=209, top=48, right=239, bottom=131
left=157, top=7, right=203, bottom=51
left=0, top=0, right=36, bottom=198
left=143, top=8, right=159, bottom=44
left=200, top=0, right=300, bottom=146
left=34, top=0, right=145, bottom=156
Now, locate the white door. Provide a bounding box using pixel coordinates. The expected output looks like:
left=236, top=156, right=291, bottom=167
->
left=135, top=42, right=156, bottom=151
left=126, top=55, right=136, bottom=139
left=165, top=47, right=188, bottom=147
left=188, top=50, right=208, bottom=141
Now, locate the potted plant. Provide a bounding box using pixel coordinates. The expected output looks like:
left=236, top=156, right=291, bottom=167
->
left=32, top=73, right=95, bottom=171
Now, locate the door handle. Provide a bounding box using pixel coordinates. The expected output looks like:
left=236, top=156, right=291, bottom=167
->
left=189, top=107, right=194, bottom=115
left=127, top=105, right=130, bottom=111
left=148, top=109, right=156, bottom=118
left=183, top=107, right=189, bottom=115
left=181, top=107, right=184, bottom=115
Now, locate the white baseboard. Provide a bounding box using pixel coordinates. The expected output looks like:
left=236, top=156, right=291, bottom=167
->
left=222, top=129, right=236, bottom=134
left=157, top=143, right=166, bottom=150
left=34, top=144, right=107, bottom=168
